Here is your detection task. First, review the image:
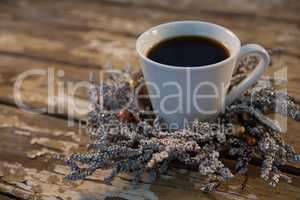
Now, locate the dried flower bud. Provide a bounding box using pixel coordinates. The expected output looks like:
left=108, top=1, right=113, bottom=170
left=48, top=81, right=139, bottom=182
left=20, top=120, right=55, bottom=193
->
left=132, top=70, right=143, bottom=80
left=136, top=83, right=152, bottom=111
left=130, top=79, right=140, bottom=89
left=231, top=125, right=246, bottom=137
left=238, top=126, right=246, bottom=135
left=246, top=136, right=257, bottom=146
left=130, top=70, right=143, bottom=89
left=242, top=113, right=250, bottom=121
left=116, top=109, right=137, bottom=123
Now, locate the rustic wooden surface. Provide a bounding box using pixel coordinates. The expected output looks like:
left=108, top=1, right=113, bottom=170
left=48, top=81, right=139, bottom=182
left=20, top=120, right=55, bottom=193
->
left=0, top=0, right=299, bottom=199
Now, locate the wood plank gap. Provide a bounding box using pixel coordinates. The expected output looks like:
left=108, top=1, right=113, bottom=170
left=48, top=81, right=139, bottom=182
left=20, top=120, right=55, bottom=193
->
left=0, top=99, right=83, bottom=125
left=0, top=50, right=103, bottom=70
left=0, top=193, right=25, bottom=200
left=99, top=0, right=300, bottom=24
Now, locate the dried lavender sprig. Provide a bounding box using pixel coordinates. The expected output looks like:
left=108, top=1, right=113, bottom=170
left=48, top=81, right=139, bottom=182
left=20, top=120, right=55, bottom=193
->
left=242, top=87, right=300, bottom=121
left=61, top=64, right=300, bottom=193
left=227, top=104, right=282, bottom=133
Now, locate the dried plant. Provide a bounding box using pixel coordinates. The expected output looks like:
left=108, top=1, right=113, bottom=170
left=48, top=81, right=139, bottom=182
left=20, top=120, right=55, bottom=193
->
left=60, top=56, right=300, bottom=192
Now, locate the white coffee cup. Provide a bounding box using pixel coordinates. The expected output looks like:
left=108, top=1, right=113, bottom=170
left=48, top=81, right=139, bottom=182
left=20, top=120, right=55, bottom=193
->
left=136, top=21, right=270, bottom=128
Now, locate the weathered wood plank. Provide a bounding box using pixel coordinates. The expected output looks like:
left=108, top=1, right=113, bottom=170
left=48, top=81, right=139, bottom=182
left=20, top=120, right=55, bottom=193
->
left=0, top=102, right=300, bottom=200
left=0, top=54, right=98, bottom=121
left=151, top=164, right=300, bottom=200
left=1, top=161, right=300, bottom=200
left=0, top=1, right=299, bottom=118
left=0, top=104, right=83, bottom=170
left=0, top=194, right=17, bottom=200
left=0, top=0, right=299, bottom=90
left=0, top=20, right=138, bottom=68
left=0, top=161, right=159, bottom=200
left=0, top=0, right=299, bottom=107
left=101, top=0, right=300, bottom=22
left=0, top=0, right=299, bottom=57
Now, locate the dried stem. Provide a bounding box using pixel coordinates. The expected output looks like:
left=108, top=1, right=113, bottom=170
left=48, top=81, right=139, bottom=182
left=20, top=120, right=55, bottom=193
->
left=60, top=57, right=300, bottom=192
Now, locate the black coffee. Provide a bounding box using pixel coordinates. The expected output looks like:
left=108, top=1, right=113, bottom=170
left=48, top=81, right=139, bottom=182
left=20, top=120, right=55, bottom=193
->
left=147, top=35, right=230, bottom=67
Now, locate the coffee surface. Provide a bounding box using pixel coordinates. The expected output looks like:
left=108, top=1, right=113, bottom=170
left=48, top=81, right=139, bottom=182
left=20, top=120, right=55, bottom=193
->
left=147, top=35, right=230, bottom=67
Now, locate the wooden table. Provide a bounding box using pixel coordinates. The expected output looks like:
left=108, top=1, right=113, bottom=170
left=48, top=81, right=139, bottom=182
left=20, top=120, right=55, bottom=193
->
left=0, top=0, right=299, bottom=199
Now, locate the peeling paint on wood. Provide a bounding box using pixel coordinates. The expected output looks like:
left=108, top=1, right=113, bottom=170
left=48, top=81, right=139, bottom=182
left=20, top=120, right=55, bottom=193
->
left=27, top=148, right=57, bottom=159
left=0, top=162, right=159, bottom=200
left=14, top=130, right=31, bottom=136
left=30, top=138, right=79, bottom=152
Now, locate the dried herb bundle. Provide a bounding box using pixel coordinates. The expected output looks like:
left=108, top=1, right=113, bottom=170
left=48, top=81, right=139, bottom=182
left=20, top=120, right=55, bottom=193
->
left=60, top=58, right=300, bottom=192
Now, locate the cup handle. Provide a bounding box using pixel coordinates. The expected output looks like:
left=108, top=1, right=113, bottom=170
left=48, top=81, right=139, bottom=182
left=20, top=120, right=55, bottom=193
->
left=225, top=44, right=270, bottom=106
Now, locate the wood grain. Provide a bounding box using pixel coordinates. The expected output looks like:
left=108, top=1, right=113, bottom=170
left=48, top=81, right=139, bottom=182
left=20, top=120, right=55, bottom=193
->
left=101, top=0, right=300, bottom=22
left=0, top=0, right=299, bottom=56
left=0, top=54, right=98, bottom=121
left=0, top=104, right=300, bottom=200
left=0, top=0, right=299, bottom=199
left=0, top=0, right=299, bottom=117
